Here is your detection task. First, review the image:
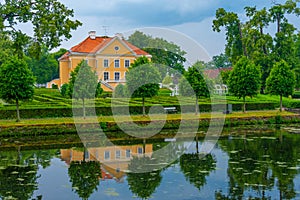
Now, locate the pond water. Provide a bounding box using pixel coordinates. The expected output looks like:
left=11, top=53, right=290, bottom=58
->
left=1, top=127, right=300, bottom=200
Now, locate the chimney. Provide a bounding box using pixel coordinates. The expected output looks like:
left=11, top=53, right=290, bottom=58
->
left=88, top=31, right=96, bottom=39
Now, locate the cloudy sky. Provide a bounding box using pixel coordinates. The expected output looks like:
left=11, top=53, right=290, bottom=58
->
left=58, top=0, right=294, bottom=61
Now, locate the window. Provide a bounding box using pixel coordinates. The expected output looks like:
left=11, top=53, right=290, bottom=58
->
left=104, top=59, right=109, bottom=68
left=114, top=72, right=120, bottom=81
left=114, top=46, right=120, bottom=51
left=138, top=147, right=143, bottom=154
left=125, top=60, right=130, bottom=68
left=126, top=149, right=131, bottom=158
left=115, top=150, right=121, bottom=159
left=124, top=72, right=127, bottom=79
left=84, top=151, right=90, bottom=160
left=104, top=151, right=110, bottom=160
left=104, top=72, right=109, bottom=81
left=114, top=59, right=120, bottom=68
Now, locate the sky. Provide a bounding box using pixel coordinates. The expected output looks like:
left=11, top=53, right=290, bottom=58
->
left=56, top=0, right=295, bottom=62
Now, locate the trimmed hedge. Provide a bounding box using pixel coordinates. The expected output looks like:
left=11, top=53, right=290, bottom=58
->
left=0, top=102, right=276, bottom=119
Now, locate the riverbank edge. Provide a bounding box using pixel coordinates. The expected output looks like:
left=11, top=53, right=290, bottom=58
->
left=0, top=113, right=299, bottom=138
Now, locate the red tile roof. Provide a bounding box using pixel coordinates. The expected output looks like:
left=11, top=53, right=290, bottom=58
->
left=59, top=36, right=150, bottom=61
left=204, top=68, right=232, bottom=79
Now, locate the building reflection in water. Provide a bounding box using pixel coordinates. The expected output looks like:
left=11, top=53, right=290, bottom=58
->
left=60, top=144, right=153, bottom=182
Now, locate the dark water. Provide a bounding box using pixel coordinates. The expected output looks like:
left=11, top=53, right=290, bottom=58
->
left=1, top=128, right=300, bottom=200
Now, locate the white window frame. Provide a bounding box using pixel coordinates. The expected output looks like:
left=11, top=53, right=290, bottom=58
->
left=124, top=59, right=130, bottom=68
left=114, top=59, right=120, bottom=68
left=114, top=72, right=120, bottom=81
left=104, top=72, right=109, bottom=81
left=104, top=59, right=109, bottom=68
left=126, top=149, right=131, bottom=158
left=115, top=150, right=121, bottom=159
left=104, top=151, right=110, bottom=160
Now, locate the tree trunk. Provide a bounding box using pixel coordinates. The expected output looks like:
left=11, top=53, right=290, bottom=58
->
left=142, top=97, right=146, bottom=116
left=16, top=99, right=20, bottom=122
left=196, top=135, right=199, bottom=154
left=277, top=15, right=280, bottom=33
left=82, top=98, right=86, bottom=119
left=195, top=96, right=199, bottom=115
left=243, top=97, right=246, bottom=113
left=280, top=95, right=283, bottom=112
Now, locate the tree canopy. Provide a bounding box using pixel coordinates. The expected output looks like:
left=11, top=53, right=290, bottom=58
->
left=0, top=57, right=35, bottom=121
left=213, top=0, right=300, bottom=92
left=180, top=61, right=211, bottom=115
left=128, top=31, right=186, bottom=78
left=0, top=0, right=81, bottom=57
left=228, top=56, right=261, bottom=112
left=266, top=60, right=295, bottom=111
left=126, top=56, right=161, bottom=115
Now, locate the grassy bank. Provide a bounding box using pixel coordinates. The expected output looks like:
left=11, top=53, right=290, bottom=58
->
left=0, top=110, right=299, bottom=138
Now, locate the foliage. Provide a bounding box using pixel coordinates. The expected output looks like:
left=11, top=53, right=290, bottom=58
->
left=114, top=84, right=127, bottom=98
left=162, top=75, right=173, bottom=86
left=127, top=156, right=162, bottom=199
left=68, top=161, right=101, bottom=200
left=126, top=56, right=161, bottom=115
left=266, top=60, right=295, bottom=111
left=181, top=61, right=211, bottom=114
left=128, top=31, right=186, bottom=78
left=180, top=153, right=216, bottom=190
left=213, top=1, right=300, bottom=92
left=26, top=47, right=66, bottom=84
left=228, top=56, right=261, bottom=112
left=0, top=0, right=82, bottom=56
left=206, top=53, right=232, bottom=69
left=67, top=60, right=99, bottom=118
left=60, top=83, right=69, bottom=97
left=0, top=56, right=35, bottom=121
left=0, top=34, right=14, bottom=66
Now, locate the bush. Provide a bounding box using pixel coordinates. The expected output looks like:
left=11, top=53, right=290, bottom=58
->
left=51, top=84, right=58, bottom=89
left=60, top=83, right=69, bottom=97
left=114, top=84, right=127, bottom=98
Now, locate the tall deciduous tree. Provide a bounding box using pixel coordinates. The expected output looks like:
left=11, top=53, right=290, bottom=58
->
left=266, top=60, right=295, bottom=111
left=128, top=31, right=186, bottom=78
left=0, top=57, right=35, bottom=121
left=228, top=56, right=261, bottom=112
left=126, top=56, right=161, bottom=116
left=0, top=0, right=82, bottom=57
left=213, top=1, right=300, bottom=92
left=68, top=60, right=100, bottom=118
left=181, top=61, right=211, bottom=115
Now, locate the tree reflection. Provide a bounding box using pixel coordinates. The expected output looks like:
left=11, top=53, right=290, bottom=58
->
left=217, top=132, right=300, bottom=199
left=0, top=148, right=42, bottom=200
left=180, top=153, right=216, bottom=190
left=68, top=160, right=101, bottom=200
left=127, top=156, right=162, bottom=199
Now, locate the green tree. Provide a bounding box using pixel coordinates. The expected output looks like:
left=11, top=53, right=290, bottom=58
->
left=180, top=153, right=216, bottom=190
left=181, top=61, right=211, bottom=115
left=114, top=84, right=127, bottom=98
left=127, top=156, right=162, bottom=199
left=266, top=60, right=295, bottom=111
left=126, top=56, right=161, bottom=116
left=213, top=1, right=300, bottom=93
left=68, top=161, right=101, bottom=200
left=228, top=56, right=261, bottom=112
left=68, top=60, right=99, bottom=118
left=0, top=0, right=81, bottom=57
left=128, top=31, right=186, bottom=78
left=60, top=83, right=69, bottom=97
left=0, top=57, right=35, bottom=121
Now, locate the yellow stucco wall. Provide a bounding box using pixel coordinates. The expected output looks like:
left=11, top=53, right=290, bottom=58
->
left=55, top=37, right=150, bottom=91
